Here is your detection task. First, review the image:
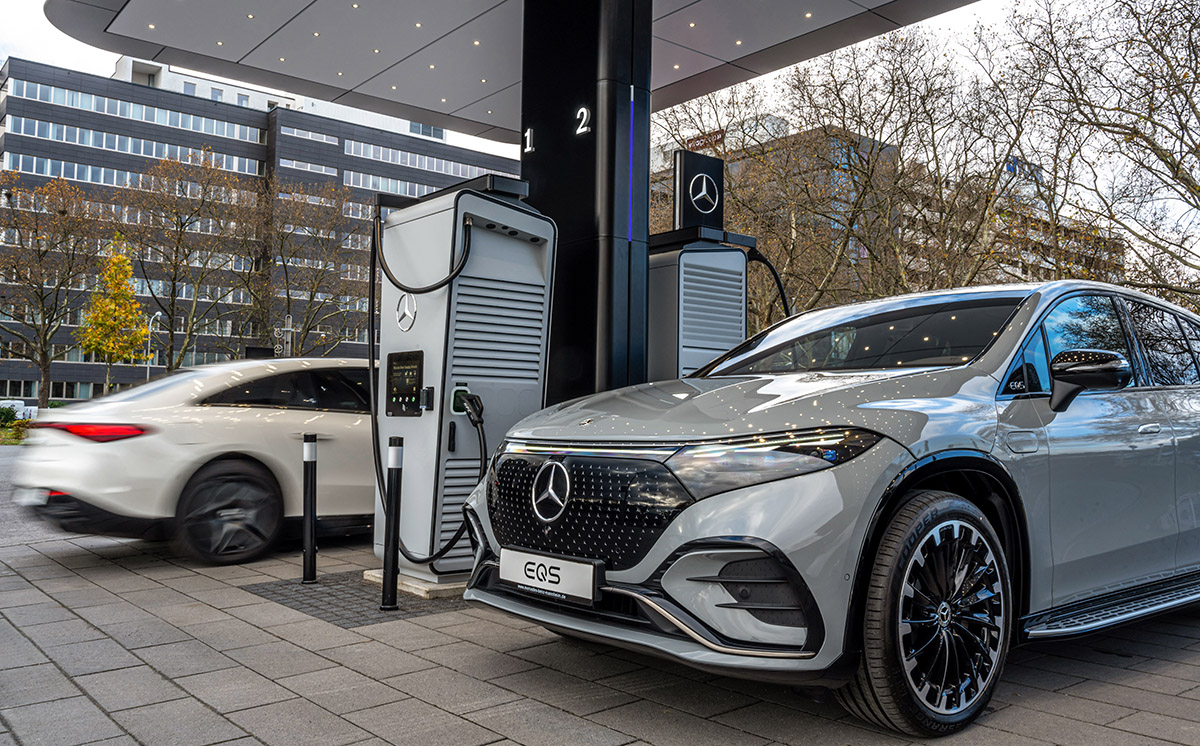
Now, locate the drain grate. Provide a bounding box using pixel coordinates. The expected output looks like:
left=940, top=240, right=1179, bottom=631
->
left=241, top=571, right=469, bottom=629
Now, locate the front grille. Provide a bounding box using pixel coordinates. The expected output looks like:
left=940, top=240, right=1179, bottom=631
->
left=486, top=453, right=693, bottom=571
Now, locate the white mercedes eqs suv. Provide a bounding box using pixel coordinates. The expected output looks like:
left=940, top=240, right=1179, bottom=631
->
left=462, top=280, right=1200, bottom=736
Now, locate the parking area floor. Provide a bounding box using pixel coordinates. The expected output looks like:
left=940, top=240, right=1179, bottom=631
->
left=3, top=533, right=1200, bottom=746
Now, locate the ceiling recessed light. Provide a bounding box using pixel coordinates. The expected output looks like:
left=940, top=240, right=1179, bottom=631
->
left=736, top=39, right=743, bottom=45
left=337, top=72, right=343, bottom=76
left=805, top=11, right=812, bottom=17
left=487, top=110, right=492, bottom=114
left=673, top=64, right=680, bottom=69
left=473, top=40, right=480, bottom=46
left=689, top=21, right=695, bottom=27
left=414, top=22, right=422, bottom=27
left=373, top=48, right=380, bottom=53
left=352, top=2, right=358, bottom=6
left=391, top=85, right=397, bottom=89
left=216, top=41, right=223, bottom=46
left=429, top=64, right=435, bottom=69
left=247, top=13, right=254, bottom=19
left=441, top=98, right=447, bottom=102
left=313, top=31, right=320, bottom=36
left=147, top=23, right=155, bottom=29
left=481, top=78, right=486, bottom=83
left=279, top=57, right=285, bottom=61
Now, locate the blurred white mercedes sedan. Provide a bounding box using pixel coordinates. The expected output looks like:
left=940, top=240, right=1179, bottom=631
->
left=12, top=358, right=374, bottom=563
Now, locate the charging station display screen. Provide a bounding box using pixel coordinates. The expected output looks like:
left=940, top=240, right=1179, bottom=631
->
left=386, top=351, right=423, bottom=417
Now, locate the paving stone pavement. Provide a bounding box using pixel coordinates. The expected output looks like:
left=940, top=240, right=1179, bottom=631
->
left=2, top=535, right=1200, bottom=746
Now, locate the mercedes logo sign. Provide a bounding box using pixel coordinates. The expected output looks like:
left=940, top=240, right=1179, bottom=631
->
left=689, top=173, right=720, bottom=215
left=396, top=292, right=417, bottom=333
left=531, top=460, right=571, bottom=523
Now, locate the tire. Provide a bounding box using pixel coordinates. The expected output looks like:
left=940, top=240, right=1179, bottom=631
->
left=835, top=490, right=1011, bottom=736
left=174, top=460, right=283, bottom=565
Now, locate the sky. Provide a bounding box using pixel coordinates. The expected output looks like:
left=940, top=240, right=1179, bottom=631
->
left=0, top=0, right=1011, bottom=160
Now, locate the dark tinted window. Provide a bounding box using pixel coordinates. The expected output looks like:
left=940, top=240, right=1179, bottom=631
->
left=1126, top=301, right=1200, bottom=386
left=698, top=298, right=1020, bottom=376
left=1043, top=295, right=1131, bottom=362
left=311, top=369, right=370, bottom=412
left=205, top=372, right=319, bottom=409
left=1003, top=328, right=1052, bottom=396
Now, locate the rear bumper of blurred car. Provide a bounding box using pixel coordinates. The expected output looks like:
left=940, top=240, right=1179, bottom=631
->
left=27, top=490, right=169, bottom=540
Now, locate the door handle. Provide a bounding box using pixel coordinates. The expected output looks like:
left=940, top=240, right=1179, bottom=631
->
left=1138, top=423, right=1162, bottom=434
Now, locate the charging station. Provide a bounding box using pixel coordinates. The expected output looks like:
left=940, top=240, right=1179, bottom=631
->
left=647, top=150, right=756, bottom=380
left=373, top=176, right=556, bottom=582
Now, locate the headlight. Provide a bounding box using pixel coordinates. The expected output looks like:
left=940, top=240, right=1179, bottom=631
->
left=665, top=428, right=883, bottom=499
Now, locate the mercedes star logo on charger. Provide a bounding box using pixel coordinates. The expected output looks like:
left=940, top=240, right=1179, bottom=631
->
left=531, top=460, right=570, bottom=523
left=688, top=172, right=720, bottom=214
left=396, top=292, right=417, bottom=332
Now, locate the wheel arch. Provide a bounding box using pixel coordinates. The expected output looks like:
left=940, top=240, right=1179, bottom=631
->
left=843, top=450, right=1030, bottom=656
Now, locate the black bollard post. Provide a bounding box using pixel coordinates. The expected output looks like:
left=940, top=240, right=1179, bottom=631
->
left=302, top=433, right=317, bottom=584
left=380, top=436, right=403, bottom=611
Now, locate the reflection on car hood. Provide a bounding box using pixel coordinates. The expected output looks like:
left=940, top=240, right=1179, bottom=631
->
left=509, top=369, right=930, bottom=443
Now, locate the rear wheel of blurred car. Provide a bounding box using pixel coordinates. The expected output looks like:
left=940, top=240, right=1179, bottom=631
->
left=175, top=460, right=283, bottom=565
left=836, top=489, right=1011, bottom=736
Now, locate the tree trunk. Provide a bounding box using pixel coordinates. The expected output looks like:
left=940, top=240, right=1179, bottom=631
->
left=37, top=357, right=51, bottom=408
left=104, top=364, right=112, bottom=396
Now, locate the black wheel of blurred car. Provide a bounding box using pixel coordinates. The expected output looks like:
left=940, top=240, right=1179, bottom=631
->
left=175, top=460, right=283, bottom=564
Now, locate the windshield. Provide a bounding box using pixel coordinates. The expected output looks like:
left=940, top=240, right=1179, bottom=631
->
left=695, top=294, right=1024, bottom=377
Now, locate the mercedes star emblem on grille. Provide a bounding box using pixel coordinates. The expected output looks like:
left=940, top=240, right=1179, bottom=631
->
left=689, top=173, right=720, bottom=214
left=531, top=460, right=571, bottom=523
left=396, top=292, right=417, bottom=332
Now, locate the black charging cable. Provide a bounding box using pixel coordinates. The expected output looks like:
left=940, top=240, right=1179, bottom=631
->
left=747, top=247, right=792, bottom=320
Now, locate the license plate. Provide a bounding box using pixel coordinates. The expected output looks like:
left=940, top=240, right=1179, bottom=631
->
left=498, top=548, right=601, bottom=606
left=11, top=487, right=48, bottom=506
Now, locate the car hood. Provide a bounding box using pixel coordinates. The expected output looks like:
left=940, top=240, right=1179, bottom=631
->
left=509, top=368, right=965, bottom=444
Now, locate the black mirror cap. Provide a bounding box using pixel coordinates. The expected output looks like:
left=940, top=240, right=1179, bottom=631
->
left=1048, top=349, right=1133, bottom=412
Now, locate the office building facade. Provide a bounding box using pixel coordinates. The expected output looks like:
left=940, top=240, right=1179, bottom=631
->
left=0, top=56, right=518, bottom=402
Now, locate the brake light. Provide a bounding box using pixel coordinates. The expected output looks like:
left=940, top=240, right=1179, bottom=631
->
left=35, top=423, right=150, bottom=442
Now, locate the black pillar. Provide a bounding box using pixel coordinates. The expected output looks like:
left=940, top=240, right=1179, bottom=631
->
left=521, top=0, right=651, bottom=405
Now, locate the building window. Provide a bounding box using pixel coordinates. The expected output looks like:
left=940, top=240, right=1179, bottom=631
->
left=279, top=158, right=338, bottom=177
left=211, top=88, right=223, bottom=102
left=280, top=125, right=339, bottom=145
left=343, top=169, right=431, bottom=198
left=8, top=79, right=262, bottom=143
left=343, top=138, right=515, bottom=180
left=238, top=94, right=250, bottom=107
left=409, top=122, right=445, bottom=140
left=183, top=81, right=196, bottom=96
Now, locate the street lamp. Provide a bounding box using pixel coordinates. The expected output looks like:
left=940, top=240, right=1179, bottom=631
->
left=145, top=311, right=162, bottom=381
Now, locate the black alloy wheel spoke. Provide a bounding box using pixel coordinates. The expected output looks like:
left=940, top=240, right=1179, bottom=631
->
left=899, top=519, right=1004, bottom=716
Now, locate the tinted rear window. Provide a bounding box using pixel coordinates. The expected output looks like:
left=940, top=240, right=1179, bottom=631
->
left=697, top=297, right=1021, bottom=376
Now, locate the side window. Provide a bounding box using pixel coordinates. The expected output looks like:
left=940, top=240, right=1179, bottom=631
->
left=1181, top=321, right=1200, bottom=381
left=1126, top=301, right=1200, bottom=386
left=311, top=369, right=370, bottom=413
left=204, top=372, right=319, bottom=409
left=1001, top=327, right=1051, bottom=396
left=1043, top=294, right=1131, bottom=360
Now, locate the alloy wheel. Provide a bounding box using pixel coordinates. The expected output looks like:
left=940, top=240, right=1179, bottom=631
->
left=898, top=519, right=1005, bottom=715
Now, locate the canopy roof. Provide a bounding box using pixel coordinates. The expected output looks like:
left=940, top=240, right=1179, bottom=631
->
left=46, top=0, right=971, bottom=143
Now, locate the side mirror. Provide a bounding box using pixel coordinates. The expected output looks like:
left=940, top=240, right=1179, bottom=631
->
left=1048, top=349, right=1132, bottom=412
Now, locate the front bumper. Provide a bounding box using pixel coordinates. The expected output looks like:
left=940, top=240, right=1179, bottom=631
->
left=464, top=438, right=911, bottom=683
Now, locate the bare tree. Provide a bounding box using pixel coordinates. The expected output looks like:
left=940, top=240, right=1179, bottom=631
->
left=225, top=174, right=369, bottom=357
left=1007, top=0, right=1198, bottom=302
left=116, top=152, right=244, bottom=371
left=0, top=173, right=102, bottom=405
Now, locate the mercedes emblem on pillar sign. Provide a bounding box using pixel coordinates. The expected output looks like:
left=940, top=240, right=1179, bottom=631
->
left=531, top=461, right=571, bottom=523
left=396, top=292, right=417, bottom=332
left=689, top=173, right=720, bottom=214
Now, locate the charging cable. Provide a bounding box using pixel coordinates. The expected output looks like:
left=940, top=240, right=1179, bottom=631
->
left=747, top=247, right=792, bottom=319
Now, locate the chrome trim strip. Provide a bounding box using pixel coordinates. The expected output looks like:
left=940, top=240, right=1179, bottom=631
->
left=601, top=586, right=816, bottom=659
left=504, top=442, right=680, bottom=461
left=1025, top=588, right=1200, bottom=639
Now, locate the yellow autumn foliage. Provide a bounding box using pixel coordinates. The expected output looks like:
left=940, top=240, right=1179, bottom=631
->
left=77, top=236, right=149, bottom=372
